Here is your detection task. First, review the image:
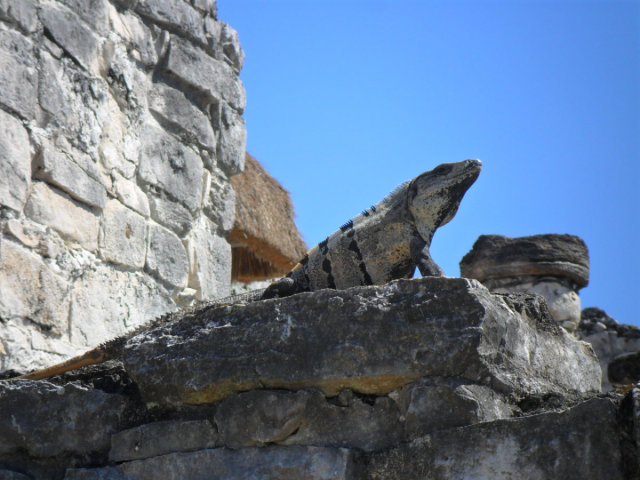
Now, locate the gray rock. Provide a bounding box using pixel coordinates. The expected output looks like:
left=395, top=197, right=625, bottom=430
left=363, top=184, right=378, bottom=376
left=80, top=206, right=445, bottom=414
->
left=25, top=182, right=99, bottom=252
left=112, top=171, right=150, bottom=218
left=0, top=109, right=31, bottom=211
left=58, top=0, right=110, bottom=36
left=365, top=398, right=622, bottom=480
left=634, top=386, right=640, bottom=458
left=119, top=11, right=158, bottom=66
left=146, top=222, right=189, bottom=288
left=0, top=469, right=32, bottom=480
left=39, top=51, right=66, bottom=118
left=183, top=227, right=231, bottom=301
left=66, top=446, right=355, bottom=480
left=33, top=145, right=107, bottom=210
left=192, top=0, right=217, bottom=17
left=460, top=234, right=590, bottom=289
left=203, top=167, right=236, bottom=233
left=138, top=123, right=204, bottom=212
left=148, top=82, right=216, bottom=150
left=123, top=277, right=601, bottom=407
left=109, top=419, right=218, bottom=462
left=0, top=380, right=126, bottom=458
left=0, top=239, right=70, bottom=335
left=165, top=36, right=246, bottom=113
left=70, top=266, right=175, bottom=348
left=220, top=22, right=244, bottom=73
left=3, top=219, right=39, bottom=249
left=39, top=3, right=101, bottom=72
left=0, top=30, right=37, bottom=120
left=99, top=200, right=147, bottom=269
left=148, top=194, right=193, bottom=236
left=212, top=101, right=246, bottom=176
left=135, top=0, right=206, bottom=44
left=0, top=0, right=38, bottom=33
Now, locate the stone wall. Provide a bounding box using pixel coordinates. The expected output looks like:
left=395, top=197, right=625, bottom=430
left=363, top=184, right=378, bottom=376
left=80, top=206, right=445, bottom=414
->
left=0, top=0, right=246, bottom=373
left=0, top=278, right=637, bottom=479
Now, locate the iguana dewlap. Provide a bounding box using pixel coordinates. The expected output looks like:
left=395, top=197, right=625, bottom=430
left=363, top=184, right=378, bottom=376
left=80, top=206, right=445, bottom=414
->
left=11, top=159, right=481, bottom=380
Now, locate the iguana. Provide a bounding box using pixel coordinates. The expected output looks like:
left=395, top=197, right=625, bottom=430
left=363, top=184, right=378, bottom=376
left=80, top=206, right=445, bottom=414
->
left=11, top=159, right=481, bottom=381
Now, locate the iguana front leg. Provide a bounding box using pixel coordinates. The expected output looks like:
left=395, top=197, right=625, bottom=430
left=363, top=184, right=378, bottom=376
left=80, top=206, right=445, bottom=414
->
left=410, top=236, right=445, bottom=277
left=261, top=276, right=298, bottom=300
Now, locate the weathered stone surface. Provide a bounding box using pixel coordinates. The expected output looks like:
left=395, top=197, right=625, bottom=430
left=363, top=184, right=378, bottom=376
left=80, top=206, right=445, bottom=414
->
left=112, top=171, right=150, bottom=217
left=70, top=266, right=175, bottom=347
left=138, top=123, right=204, bottom=212
left=135, top=0, right=207, bottom=44
left=220, top=22, right=244, bottom=73
left=0, top=470, right=31, bottom=480
left=166, top=36, right=246, bottom=112
left=34, top=145, right=107, bottom=210
left=148, top=82, right=216, bottom=150
left=123, top=277, right=601, bottom=407
left=0, top=109, right=31, bottom=211
left=66, top=446, right=354, bottom=479
left=213, top=101, right=246, bottom=176
left=0, top=380, right=126, bottom=457
left=0, top=239, right=70, bottom=335
left=58, top=0, right=110, bottom=36
left=607, top=351, right=640, bottom=386
left=109, top=420, right=218, bottom=463
left=183, top=227, right=231, bottom=301
left=3, top=220, right=39, bottom=248
left=634, top=386, right=640, bottom=458
left=0, top=0, right=38, bottom=33
left=460, top=234, right=590, bottom=289
left=216, top=389, right=404, bottom=452
left=148, top=194, right=193, bottom=235
left=365, top=398, right=622, bottom=479
left=25, top=182, right=99, bottom=251
left=0, top=30, right=37, bottom=120
left=119, top=11, right=158, bottom=66
left=99, top=200, right=147, bottom=269
left=146, top=222, right=188, bottom=288
left=40, top=3, right=101, bottom=72
left=203, top=167, right=236, bottom=233
left=38, top=50, right=66, bottom=118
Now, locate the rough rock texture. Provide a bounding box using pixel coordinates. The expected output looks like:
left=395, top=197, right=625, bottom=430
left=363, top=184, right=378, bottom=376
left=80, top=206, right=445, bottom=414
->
left=0, top=0, right=246, bottom=373
left=365, top=398, right=622, bottom=479
left=0, top=278, right=635, bottom=478
left=579, top=307, right=640, bottom=391
left=123, top=277, right=600, bottom=407
left=460, top=234, right=590, bottom=333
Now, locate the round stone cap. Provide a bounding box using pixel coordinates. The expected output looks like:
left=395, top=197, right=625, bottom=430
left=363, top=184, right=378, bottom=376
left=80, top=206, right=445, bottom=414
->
left=460, top=234, right=590, bottom=289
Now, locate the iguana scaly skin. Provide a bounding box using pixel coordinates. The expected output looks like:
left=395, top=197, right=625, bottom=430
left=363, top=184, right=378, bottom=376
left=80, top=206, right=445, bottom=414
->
left=12, top=159, right=481, bottom=381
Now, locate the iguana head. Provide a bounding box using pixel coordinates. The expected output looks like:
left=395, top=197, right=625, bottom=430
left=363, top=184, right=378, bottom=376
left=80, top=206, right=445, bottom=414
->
left=405, top=159, right=482, bottom=241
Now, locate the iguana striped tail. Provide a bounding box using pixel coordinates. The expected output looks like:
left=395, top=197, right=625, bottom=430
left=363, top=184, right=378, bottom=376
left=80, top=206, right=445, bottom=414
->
left=10, top=288, right=268, bottom=381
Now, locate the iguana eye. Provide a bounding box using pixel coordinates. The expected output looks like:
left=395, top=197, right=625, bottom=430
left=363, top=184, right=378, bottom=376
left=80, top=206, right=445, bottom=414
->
left=433, top=165, right=452, bottom=176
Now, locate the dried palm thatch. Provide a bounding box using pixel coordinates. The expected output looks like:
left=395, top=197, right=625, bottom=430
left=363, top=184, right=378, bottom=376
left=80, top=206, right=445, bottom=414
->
left=229, top=153, right=307, bottom=282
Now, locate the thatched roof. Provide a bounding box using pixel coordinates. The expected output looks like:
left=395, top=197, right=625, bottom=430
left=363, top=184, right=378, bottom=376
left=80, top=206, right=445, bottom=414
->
left=229, top=153, right=307, bottom=282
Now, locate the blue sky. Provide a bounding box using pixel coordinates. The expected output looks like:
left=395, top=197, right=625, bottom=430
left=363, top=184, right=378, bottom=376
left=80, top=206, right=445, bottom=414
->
left=218, top=1, right=640, bottom=326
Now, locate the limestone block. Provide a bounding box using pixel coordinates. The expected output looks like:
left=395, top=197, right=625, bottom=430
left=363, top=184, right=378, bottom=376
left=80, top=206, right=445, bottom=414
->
left=123, top=278, right=601, bottom=407
left=70, top=266, right=175, bottom=347
left=25, top=182, right=99, bottom=252
left=99, top=200, right=147, bottom=269
left=148, top=82, right=216, bottom=150
left=0, top=109, right=31, bottom=211
left=0, top=239, right=70, bottom=335
left=58, top=0, right=110, bottom=36
left=146, top=222, right=189, bottom=288
left=220, top=22, right=244, bottom=73
left=3, top=219, right=39, bottom=248
left=138, top=123, right=204, bottom=212
left=39, top=3, right=101, bottom=72
left=192, top=0, right=217, bottom=17
left=119, top=11, right=158, bottom=66
left=216, top=389, right=404, bottom=452
left=33, top=145, right=107, bottom=210
left=0, top=0, right=38, bottom=33
left=112, top=171, right=150, bottom=217
left=166, top=36, right=246, bottom=113
left=148, top=194, right=193, bottom=235
left=365, top=398, right=622, bottom=479
left=0, top=380, right=126, bottom=458
left=38, top=51, right=66, bottom=118
left=135, top=0, right=207, bottom=44
left=213, top=101, right=246, bottom=176
left=0, top=30, right=37, bottom=120
left=109, top=420, right=218, bottom=462
left=66, top=446, right=355, bottom=480
left=183, top=227, right=231, bottom=301
left=203, top=167, right=236, bottom=233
